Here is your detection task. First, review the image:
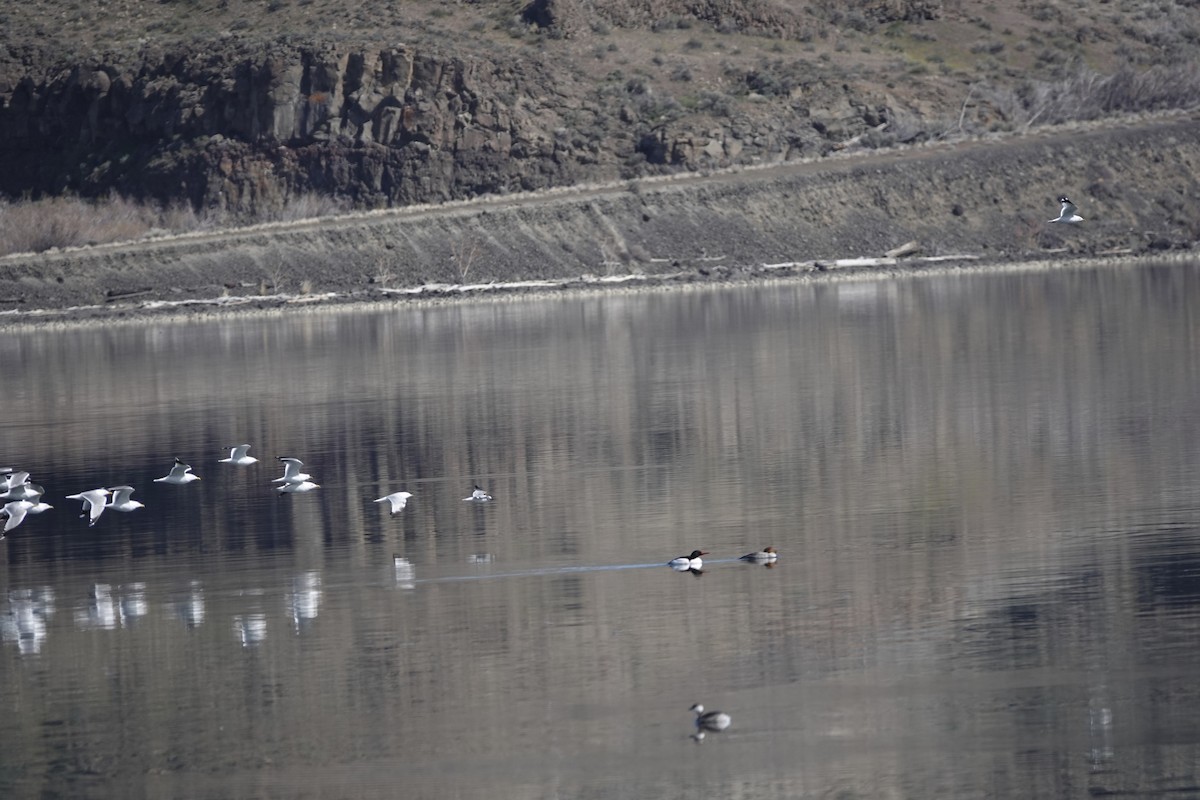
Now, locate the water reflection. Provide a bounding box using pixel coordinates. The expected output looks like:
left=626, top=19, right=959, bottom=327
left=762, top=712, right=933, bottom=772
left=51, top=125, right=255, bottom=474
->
left=75, top=583, right=118, bottom=630
left=71, top=582, right=150, bottom=630
left=1, top=587, right=54, bottom=655
left=1088, top=696, right=1115, bottom=768
left=119, top=582, right=149, bottom=625
left=392, top=556, right=415, bottom=590
left=2, top=261, right=1200, bottom=797
left=287, top=571, right=322, bottom=633
left=168, top=581, right=206, bottom=629
left=234, top=614, right=268, bottom=647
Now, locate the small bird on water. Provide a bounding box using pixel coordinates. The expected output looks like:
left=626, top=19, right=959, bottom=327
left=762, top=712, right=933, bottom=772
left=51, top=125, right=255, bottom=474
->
left=689, top=703, right=731, bottom=741
left=739, top=546, right=778, bottom=564
left=668, top=550, right=707, bottom=570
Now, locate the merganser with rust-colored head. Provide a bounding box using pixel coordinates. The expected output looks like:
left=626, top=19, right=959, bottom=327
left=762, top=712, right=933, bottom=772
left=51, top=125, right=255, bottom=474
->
left=740, top=546, right=778, bottom=563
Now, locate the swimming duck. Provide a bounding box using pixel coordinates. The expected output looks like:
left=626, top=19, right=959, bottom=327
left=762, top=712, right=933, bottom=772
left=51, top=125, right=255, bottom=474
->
left=739, top=546, right=778, bottom=563
left=689, top=703, right=731, bottom=741
left=668, top=550, right=707, bottom=570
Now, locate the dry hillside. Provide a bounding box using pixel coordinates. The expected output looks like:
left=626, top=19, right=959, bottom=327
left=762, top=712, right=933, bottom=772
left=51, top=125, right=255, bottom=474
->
left=1, top=0, right=1198, bottom=242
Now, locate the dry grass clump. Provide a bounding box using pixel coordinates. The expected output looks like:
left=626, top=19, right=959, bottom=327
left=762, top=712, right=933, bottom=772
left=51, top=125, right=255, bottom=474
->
left=0, top=192, right=348, bottom=257
left=1019, top=63, right=1200, bottom=125
left=968, top=62, right=1200, bottom=133
left=862, top=60, right=1200, bottom=149
left=261, top=192, right=349, bottom=223
left=0, top=195, right=160, bottom=256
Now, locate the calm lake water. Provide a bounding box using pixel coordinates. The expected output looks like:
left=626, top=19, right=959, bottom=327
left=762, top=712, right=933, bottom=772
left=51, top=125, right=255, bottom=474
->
left=4, top=262, right=1200, bottom=798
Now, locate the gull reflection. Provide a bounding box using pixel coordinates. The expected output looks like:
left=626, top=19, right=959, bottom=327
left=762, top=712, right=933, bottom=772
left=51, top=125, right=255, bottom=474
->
left=288, top=571, right=322, bottom=633
left=393, top=554, right=415, bottom=590
left=119, top=583, right=149, bottom=627
left=74, top=583, right=151, bottom=630
left=234, top=614, right=268, bottom=647
left=467, top=553, right=495, bottom=564
left=2, top=587, right=55, bottom=655
left=75, top=584, right=119, bottom=630
left=169, top=581, right=206, bottom=629
left=1088, top=697, right=1115, bottom=768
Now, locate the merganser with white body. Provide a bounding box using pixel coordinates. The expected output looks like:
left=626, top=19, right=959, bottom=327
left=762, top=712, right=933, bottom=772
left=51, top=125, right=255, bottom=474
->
left=154, top=457, right=201, bottom=484
left=668, top=550, right=708, bottom=570
left=219, top=444, right=258, bottom=465
left=689, top=703, right=731, bottom=741
left=463, top=484, right=492, bottom=502
left=272, top=457, right=312, bottom=484
left=67, top=488, right=112, bottom=527
left=740, top=546, right=778, bottom=563
left=105, top=485, right=145, bottom=513
left=375, top=491, right=413, bottom=515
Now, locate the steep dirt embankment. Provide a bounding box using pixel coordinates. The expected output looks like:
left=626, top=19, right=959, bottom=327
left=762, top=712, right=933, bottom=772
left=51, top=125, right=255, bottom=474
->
left=1, top=113, right=1198, bottom=319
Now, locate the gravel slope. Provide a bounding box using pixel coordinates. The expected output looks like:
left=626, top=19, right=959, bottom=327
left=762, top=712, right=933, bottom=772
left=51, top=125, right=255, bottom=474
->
left=1, top=112, right=1197, bottom=327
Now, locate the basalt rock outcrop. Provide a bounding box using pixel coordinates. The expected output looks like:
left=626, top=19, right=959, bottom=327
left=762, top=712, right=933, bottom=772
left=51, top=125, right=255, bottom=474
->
left=0, top=40, right=612, bottom=215
left=0, top=30, right=877, bottom=219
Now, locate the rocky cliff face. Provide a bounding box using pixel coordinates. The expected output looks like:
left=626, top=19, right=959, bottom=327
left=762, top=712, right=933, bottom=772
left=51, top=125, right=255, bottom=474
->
left=0, top=19, right=891, bottom=218
left=0, top=39, right=623, bottom=215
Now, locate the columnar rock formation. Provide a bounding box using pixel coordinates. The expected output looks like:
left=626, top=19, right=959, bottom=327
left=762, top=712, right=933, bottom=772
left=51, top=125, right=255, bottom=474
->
left=0, top=41, right=606, bottom=214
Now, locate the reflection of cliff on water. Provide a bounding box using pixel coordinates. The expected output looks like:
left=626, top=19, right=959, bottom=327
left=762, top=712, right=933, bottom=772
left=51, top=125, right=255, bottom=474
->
left=2, top=262, right=1200, bottom=797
